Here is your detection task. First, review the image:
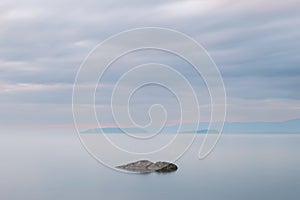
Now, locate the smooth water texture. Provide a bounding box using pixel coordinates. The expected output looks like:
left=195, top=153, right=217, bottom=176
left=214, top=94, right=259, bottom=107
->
left=0, top=134, right=299, bottom=200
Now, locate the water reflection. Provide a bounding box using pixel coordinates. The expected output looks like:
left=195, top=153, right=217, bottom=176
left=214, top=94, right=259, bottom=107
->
left=0, top=134, right=299, bottom=200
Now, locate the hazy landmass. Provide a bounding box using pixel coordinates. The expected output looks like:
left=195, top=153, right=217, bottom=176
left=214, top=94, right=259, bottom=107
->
left=82, top=118, right=300, bottom=134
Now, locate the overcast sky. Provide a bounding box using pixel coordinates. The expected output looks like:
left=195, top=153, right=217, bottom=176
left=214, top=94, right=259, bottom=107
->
left=1, top=0, right=300, bottom=133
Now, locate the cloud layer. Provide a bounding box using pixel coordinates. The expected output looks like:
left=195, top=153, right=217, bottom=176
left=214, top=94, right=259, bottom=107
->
left=1, top=0, right=300, bottom=131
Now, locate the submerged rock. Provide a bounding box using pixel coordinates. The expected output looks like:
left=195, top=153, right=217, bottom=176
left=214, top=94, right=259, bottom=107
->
left=116, top=160, right=178, bottom=173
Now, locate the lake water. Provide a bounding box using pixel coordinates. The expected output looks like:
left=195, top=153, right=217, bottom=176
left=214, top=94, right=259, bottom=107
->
left=0, top=134, right=299, bottom=200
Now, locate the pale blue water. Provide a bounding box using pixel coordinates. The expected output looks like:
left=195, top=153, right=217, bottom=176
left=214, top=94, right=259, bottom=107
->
left=0, top=134, right=299, bottom=200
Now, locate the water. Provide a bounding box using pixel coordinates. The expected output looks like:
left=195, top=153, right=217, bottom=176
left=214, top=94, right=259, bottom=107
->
left=0, top=134, right=299, bottom=200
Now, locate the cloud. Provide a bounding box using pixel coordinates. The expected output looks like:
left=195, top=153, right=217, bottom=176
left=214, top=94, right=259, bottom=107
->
left=0, top=0, right=300, bottom=130
left=0, top=82, right=73, bottom=104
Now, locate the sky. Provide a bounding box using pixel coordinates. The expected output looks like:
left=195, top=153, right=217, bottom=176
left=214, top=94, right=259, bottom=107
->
left=0, top=0, right=300, bottom=133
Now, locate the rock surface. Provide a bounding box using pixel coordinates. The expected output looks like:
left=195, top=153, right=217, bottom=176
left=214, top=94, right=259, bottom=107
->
left=116, top=160, right=178, bottom=173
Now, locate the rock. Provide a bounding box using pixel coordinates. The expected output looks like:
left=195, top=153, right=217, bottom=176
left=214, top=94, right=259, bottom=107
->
left=116, top=160, right=178, bottom=173
left=155, top=162, right=178, bottom=173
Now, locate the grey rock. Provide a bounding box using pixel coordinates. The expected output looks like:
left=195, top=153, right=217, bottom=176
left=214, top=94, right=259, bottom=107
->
left=116, top=160, right=178, bottom=173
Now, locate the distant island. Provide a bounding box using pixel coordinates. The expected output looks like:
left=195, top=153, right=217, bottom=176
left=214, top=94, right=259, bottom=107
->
left=82, top=118, right=300, bottom=134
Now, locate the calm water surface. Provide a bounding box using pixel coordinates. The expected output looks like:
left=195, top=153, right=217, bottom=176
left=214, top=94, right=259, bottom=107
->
left=0, top=134, right=299, bottom=200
